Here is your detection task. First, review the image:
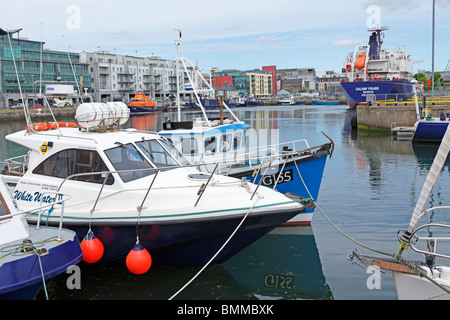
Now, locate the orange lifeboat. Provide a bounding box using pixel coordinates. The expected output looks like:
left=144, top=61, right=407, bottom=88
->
left=354, top=52, right=366, bottom=71
left=129, top=93, right=157, bottom=108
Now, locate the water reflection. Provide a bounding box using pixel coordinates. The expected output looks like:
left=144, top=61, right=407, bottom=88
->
left=38, top=226, right=332, bottom=300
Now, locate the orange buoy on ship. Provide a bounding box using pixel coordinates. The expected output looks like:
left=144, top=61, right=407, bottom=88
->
left=126, top=242, right=152, bottom=274
left=354, top=52, right=366, bottom=71
left=80, top=230, right=104, bottom=263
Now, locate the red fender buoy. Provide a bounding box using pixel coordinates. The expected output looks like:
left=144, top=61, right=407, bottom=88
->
left=80, top=231, right=104, bottom=263
left=126, top=242, right=152, bottom=274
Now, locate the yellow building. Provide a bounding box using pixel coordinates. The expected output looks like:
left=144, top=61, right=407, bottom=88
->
left=247, top=71, right=272, bottom=97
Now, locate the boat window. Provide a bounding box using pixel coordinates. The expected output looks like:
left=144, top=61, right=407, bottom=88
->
left=104, top=143, right=154, bottom=183
left=157, top=139, right=190, bottom=166
left=233, top=133, right=242, bottom=150
left=204, top=137, right=216, bottom=154
left=243, top=130, right=247, bottom=148
left=33, top=149, right=114, bottom=185
left=181, top=138, right=198, bottom=155
left=136, top=139, right=180, bottom=168
left=220, top=134, right=232, bottom=152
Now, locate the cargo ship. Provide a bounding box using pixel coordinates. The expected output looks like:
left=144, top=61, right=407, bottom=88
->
left=340, top=27, right=414, bottom=109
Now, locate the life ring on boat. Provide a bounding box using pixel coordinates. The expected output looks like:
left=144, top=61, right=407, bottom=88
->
left=26, top=122, right=78, bottom=131
left=57, top=122, right=78, bottom=128
left=26, top=122, right=49, bottom=131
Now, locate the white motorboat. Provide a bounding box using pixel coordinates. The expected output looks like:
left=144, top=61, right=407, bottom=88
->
left=0, top=101, right=306, bottom=267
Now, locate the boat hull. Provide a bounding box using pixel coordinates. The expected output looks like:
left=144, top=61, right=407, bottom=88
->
left=340, top=80, right=412, bottom=109
left=185, top=98, right=220, bottom=109
left=393, top=268, right=450, bottom=300
left=128, top=106, right=161, bottom=113
left=0, top=227, right=82, bottom=300
left=44, top=207, right=301, bottom=267
left=412, top=120, right=449, bottom=142
left=230, top=146, right=330, bottom=225
left=311, top=100, right=339, bottom=105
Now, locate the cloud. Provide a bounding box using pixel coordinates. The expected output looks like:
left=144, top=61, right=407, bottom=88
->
left=332, top=39, right=361, bottom=47
left=257, top=36, right=284, bottom=44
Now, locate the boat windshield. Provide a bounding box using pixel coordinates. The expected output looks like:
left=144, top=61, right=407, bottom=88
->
left=135, top=139, right=185, bottom=167
left=104, top=139, right=190, bottom=183
left=104, top=143, right=154, bottom=183
left=156, top=139, right=191, bottom=166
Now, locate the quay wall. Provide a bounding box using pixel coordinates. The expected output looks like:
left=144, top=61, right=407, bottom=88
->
left=357, top=104, right=450, bottom=132
left=0, top=107, right=77, bottom=122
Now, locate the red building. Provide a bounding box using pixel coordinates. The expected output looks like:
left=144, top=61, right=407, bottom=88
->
left=262, top=66, right=277, bottom=95
left=212, top=75, right=233, bottom=88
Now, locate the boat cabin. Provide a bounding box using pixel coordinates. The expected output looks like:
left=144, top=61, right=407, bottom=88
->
left=158, top=117, right=250, bottom=166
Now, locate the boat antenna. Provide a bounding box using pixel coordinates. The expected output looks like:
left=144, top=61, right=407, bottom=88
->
left=5, top=28, right=31, bottom=128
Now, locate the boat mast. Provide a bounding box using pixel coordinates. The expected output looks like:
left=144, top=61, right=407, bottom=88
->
left=174, top=26, right=182, bottom=122
left=368, top=26, right=388, bottom=54
left=431, top=0, right=435, bottom=100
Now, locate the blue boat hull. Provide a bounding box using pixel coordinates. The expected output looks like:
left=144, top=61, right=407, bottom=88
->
left=0, top=230, right=82, bottom=300
left=185, top=98, right=220, bottom=108
left=50, top=207, right=301, bottom=267
left=311, top=100, right=339, bottom=105
left=230, top=145, right=331, bottom=224
left=412, top=121, right=449, bottom=142
left=128, top=106, right=161, bottom=113
left=340, top=80, right=412, bottom=109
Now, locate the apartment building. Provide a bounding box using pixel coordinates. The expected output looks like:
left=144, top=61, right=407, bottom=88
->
left=80, top=51, right=191, bottom=103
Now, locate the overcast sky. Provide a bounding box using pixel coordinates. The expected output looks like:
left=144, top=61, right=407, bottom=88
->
left=1, top=0, right=449, bottom=76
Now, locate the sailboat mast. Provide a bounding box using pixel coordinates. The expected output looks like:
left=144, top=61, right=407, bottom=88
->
left=174, top=27, right=181, bottom=122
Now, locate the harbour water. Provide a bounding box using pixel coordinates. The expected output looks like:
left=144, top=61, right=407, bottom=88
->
left=2, top=103, right=450, bottom=300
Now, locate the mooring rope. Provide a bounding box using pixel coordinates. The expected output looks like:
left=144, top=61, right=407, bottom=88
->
left=168, top=195, right=261, bottom=300
left=0, top=239, right=52, bottom=300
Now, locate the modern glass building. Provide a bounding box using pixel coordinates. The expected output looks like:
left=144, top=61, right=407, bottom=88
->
left=0, top=29, right=91, bottom=109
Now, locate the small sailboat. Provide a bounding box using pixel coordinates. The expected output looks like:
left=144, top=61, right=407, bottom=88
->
left=349, top=123, right=450, bottom=300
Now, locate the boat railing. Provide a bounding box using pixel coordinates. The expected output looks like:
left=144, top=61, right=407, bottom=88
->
left=0, top=191, right=71, bottom=241
left=405, top=206, right=450, bottom=260
left=1, top=155, right=28, bottom=176
left=195, top=135, right=333, bottom=176
left=56, top=162, right=249, bottom=211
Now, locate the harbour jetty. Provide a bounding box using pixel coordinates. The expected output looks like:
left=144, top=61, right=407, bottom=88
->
left=356, top=99, right=450, bottom=132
